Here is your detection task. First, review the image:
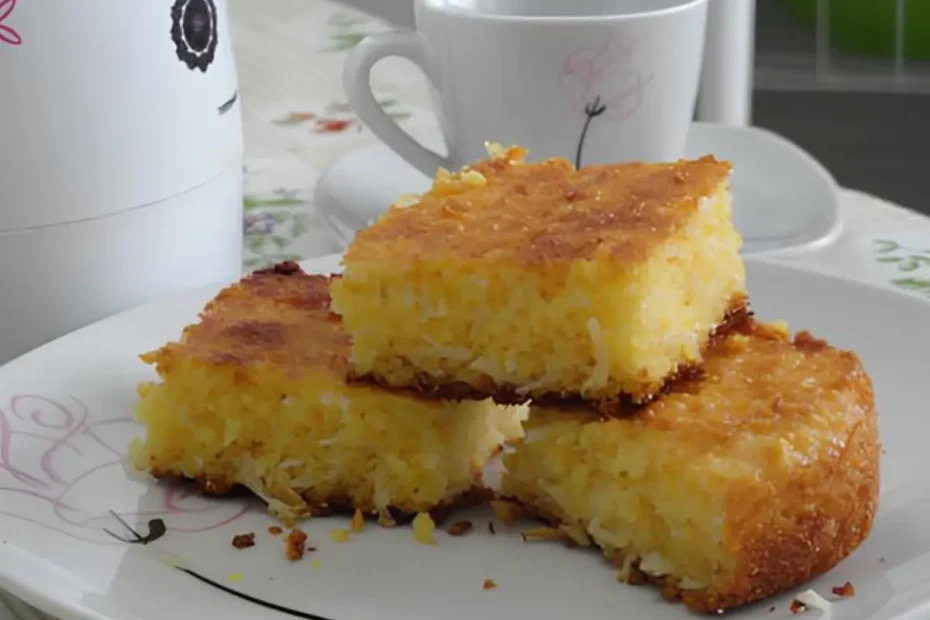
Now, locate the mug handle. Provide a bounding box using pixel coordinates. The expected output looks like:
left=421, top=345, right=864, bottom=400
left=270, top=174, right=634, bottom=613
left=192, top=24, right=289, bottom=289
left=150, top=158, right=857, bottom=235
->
left=343, top=31, right=453, bottom=178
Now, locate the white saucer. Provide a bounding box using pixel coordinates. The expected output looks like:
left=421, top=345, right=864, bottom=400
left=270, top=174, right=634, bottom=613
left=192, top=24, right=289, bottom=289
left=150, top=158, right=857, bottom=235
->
left=316, top=122, right=843, bottom=257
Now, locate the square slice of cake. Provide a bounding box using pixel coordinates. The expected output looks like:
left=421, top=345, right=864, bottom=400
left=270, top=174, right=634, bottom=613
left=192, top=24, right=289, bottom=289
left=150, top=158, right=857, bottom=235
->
left=131, top=261, right=527, bottom=525
left=501, top=320, right=879, bottom=613
left=331, top=147, right=747, bottom=410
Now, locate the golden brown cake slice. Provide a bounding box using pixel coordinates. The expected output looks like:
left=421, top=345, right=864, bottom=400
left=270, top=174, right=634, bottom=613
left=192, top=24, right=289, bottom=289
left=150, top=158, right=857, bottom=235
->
left=501, top=320, right=880, bottom=614
left=131, top=262, right=527, bottom=525
left=331, top=147, right=747, bottom=410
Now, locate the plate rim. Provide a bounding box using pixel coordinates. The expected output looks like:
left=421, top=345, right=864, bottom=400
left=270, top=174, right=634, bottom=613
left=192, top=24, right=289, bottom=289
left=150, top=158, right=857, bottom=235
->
left=0, top=253, right=928, bottom=620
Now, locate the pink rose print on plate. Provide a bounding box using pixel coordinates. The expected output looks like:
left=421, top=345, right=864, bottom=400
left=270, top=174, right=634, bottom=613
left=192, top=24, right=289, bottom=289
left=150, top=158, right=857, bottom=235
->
left=559, top=31, right=653, bottom=168
left=0, top=394, right=249, bottom=545
left=0, top=0, right=21, bottom=46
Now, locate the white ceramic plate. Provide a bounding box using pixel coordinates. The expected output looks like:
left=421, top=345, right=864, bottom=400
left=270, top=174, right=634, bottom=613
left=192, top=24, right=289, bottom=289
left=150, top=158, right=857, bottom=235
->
left=315, top=123, right=843, bottom=257
left=1, top=254, right=928, bottom=620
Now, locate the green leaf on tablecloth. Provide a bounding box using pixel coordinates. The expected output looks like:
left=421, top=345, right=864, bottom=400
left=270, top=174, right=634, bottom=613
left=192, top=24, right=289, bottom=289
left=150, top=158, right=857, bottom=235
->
left=891, top=277, right=930, bottom=297
left=290, top=217, right=308, bottom=238
left=324, top=32, right=368, bottom=52
left=246, top=235, right=268, bottom=252
left=875, top=239, right=901, bottom=253
left=328, top=11, right=370, bottom=29
left=271, top=235, right=290, bottom=250
left=244, top=195, right=305, bottom=210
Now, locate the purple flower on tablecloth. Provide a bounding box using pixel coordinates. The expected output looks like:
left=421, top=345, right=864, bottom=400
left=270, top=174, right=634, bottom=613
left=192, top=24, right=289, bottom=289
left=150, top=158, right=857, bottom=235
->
left=241, top=191, right=309, bottom=271
left=244, top=211, right=276, bottom=236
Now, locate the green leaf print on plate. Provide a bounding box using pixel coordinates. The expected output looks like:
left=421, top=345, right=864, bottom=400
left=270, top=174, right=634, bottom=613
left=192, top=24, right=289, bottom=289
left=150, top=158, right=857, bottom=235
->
left=890, top=278, right=930, bottom=297
left=874, top=238, right=930, bottom=298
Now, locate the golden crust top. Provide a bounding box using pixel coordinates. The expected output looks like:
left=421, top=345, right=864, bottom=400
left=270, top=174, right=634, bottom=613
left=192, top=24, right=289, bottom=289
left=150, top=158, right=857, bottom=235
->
left=532, top=319, right=873, bottom=438
left=344, top=152, right=732, bottom=265
left=141, top=262, right=349, bottom=376
left=637, top=319, right=874, bottom=440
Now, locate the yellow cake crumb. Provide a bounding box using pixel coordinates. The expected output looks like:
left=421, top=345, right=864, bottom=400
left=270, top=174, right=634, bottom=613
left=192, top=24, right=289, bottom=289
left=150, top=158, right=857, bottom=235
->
left=350, top=508, right=365, bottom=533
left=412, top=512, right=436, bottom=545
left=490, top=500, right=522, bottom=524
left=330, top=528, right=351, bottom=543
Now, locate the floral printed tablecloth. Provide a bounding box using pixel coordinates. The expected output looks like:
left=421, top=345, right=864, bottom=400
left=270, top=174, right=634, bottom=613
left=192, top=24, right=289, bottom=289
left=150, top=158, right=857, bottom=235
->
left=3, top=0, right=930, bottom=618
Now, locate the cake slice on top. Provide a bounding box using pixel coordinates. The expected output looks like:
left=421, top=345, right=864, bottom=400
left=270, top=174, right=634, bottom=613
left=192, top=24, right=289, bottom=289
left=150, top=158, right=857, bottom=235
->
left=331, top=146, right=747, bottom=411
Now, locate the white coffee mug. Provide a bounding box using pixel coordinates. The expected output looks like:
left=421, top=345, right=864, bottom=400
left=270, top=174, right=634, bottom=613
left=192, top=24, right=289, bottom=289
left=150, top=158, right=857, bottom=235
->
left=344, top=0, right=708, bottom=176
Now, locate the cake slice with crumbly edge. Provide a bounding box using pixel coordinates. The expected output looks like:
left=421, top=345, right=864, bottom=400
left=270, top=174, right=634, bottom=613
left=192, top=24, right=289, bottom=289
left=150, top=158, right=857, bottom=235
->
left=501, top=319, right=879, bottom=613
left=331, top=146, right=747, bottom=411
left=131, top=261, right=527, bottom=525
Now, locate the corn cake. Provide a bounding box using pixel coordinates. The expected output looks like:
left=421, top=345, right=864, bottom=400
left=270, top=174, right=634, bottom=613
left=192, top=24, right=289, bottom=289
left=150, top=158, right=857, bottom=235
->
left=131, top=261, right=527, bottom=525
left=501, top=319, right=879, bottom=614
left=331, top=147, right=747, bottom=409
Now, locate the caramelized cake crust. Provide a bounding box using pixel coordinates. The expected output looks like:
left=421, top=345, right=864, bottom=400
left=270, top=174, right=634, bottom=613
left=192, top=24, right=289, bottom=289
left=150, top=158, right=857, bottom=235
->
left=344, top=152, right=733, bottom=266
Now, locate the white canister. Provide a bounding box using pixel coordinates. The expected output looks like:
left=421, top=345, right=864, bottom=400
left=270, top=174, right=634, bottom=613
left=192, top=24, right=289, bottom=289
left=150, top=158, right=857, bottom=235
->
left=0, top=0, right=243, bottom=364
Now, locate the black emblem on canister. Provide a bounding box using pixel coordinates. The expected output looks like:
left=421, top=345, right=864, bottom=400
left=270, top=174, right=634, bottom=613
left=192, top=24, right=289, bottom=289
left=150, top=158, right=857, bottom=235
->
left=171, top=0, right=219, bottom=72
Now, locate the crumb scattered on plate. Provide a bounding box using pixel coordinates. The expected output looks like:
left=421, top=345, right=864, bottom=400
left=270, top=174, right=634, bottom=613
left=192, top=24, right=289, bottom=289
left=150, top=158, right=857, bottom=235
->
left=488, top=522, right=496, bottom=535
left=311, top=558, right=322, bottom=569
left=520, top=526, right=568, bottom=543
left=285, top=528, right=308, bottom=561
left=483, top=579, right=498, bottom=591
left=268, top=526, right=283, bottom=536
left=832, top=581, right=855, bottom=597
left=331, top=528, right=351, bottom=543
left=228, top=573, right=243, bottom=582
left=412, top=512, right=436, bottom=545
left=350, top=508, right=365, bottom=533
left=792, top=589, right=834, bottom=618
left=447, top=520, right=473, bottom=536
left=231, top=532, right=256, bottom=549
left=490, top=500, right=521, bottom=523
